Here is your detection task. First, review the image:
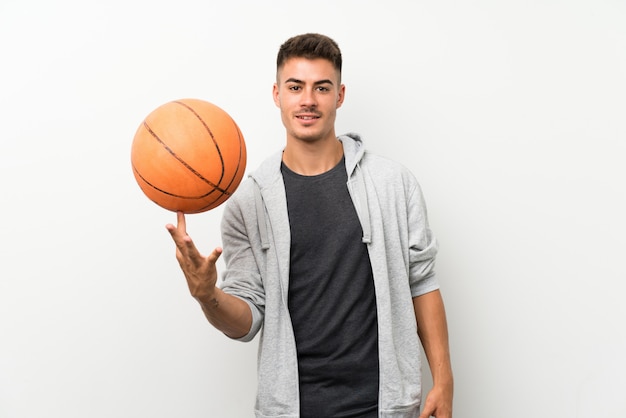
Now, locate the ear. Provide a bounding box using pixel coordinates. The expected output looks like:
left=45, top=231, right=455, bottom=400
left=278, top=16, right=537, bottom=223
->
left=272, top=83, right=280, bottom=107
left=336, top=84, right=346, bottom=109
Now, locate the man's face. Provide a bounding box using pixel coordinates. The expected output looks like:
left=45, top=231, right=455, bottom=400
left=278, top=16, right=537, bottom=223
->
left=273, top=57, right=345, bottom=144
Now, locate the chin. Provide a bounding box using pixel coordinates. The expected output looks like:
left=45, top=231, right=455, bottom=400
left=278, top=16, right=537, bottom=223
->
left=296, top=134, right=323, bottom=143
left=291, top=130, right=324, bottom=143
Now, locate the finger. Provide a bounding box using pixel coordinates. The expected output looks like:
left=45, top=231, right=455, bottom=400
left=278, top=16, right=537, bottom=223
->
left=166, top=212, right=188, bottom=240
left=418, top=401, right=435, bottom=418
left=165, top=212, right=186, bottom=235
left=418, top=405, right=436, bottom=418
left=181, top=234, right=202, bottom=260
left=176, top=211, right=187, bottom=234
left=166, top=213, right=197, bottom=259
left=207, top=247, right=223, bottom=264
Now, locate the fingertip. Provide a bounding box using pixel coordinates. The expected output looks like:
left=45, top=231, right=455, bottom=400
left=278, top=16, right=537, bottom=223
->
left=207, top=246, right=223, bottom=262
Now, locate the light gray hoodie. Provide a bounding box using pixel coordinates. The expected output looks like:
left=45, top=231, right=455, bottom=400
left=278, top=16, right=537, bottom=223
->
left=220, top=133, right=439, bottom=418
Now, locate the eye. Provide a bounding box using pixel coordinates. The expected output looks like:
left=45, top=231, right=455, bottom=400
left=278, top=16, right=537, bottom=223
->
left=288, top=85, right=301, bottom=91
left=316, top=86, right=330, bottom=92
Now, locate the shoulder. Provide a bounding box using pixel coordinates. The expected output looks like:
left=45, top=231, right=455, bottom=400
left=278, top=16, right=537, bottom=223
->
left=358, top=151, right=430, bottom=211
left=229, top=176, right=256, bottom=202
left=249, top=150, right=284, bottom=189
left=360, top=151, right=418, bottom=186
left=226, top=150, right=283, bottom=204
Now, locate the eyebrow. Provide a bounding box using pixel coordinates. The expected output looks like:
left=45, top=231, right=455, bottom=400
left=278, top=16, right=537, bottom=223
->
left=284, top=78, right=335, bottom=86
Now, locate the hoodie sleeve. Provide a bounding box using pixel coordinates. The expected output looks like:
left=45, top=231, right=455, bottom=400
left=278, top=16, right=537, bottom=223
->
left=406, top=179, right=440, bottom=297
left=219, top=190, right=266, bottom=342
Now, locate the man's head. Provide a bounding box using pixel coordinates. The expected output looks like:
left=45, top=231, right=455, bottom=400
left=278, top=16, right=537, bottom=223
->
left=273, top=34, right=345, bottom=146
left=276, top=33, right=342, bottom=82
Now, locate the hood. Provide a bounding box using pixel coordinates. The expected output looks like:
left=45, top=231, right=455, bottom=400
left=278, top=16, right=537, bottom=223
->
left=339, top=133, right=371, bottom=244
left=338, top=132, right=366, bottom=177
left=249, top=132, right=366, bottom=189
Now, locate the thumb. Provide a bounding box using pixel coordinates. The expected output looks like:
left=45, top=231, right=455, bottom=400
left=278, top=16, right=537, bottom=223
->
left=418, top=400, right=435, bottom=418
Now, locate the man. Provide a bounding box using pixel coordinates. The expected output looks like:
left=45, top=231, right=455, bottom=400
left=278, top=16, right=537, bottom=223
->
left=167, top=33, right=453, bottom=418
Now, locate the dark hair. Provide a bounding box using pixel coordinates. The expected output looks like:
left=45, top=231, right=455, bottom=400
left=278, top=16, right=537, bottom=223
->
left=276, top=33, right=342, bottom=75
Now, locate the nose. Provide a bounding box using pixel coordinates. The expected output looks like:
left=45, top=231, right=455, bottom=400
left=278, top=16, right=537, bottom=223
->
left=300, top=87, right=317, bottom=108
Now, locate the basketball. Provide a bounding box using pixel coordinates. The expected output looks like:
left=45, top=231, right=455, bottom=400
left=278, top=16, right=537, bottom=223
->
left=131, top=98, right=247, bottom=214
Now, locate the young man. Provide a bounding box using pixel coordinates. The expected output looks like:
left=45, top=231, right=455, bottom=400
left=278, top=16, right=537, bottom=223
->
left=167, top=33, right=453, bottom=418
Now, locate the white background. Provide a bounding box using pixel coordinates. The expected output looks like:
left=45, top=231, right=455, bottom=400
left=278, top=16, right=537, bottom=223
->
left=1, top=1, right=625, bottom=417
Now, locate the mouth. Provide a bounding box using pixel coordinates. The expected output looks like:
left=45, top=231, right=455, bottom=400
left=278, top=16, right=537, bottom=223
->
left=295, top=113, right=321, bottom=121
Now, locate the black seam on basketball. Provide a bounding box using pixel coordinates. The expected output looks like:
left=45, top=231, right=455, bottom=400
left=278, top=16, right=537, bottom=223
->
left=133, top=167, right=226, bottom=200
left=133, top=164, right=229, bottom=200
left=193, top=121, right=245, bottom=212
left=214, top=119, right=245, bottom=196
left=173, top=100, right=226, bottom=187
left=142, top=121, right=231, bottom=196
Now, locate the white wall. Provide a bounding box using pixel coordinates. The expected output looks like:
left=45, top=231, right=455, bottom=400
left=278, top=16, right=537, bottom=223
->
left=1, top=1, right=624, bottom=417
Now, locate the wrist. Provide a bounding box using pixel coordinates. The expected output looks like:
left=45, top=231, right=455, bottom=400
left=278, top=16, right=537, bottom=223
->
left=432, top=366, right=454, bottom=388
left=196, top=288, right=220, bottom=309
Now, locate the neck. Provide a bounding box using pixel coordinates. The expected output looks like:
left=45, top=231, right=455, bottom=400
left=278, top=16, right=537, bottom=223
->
left=282, top=135, right=343, bottom=176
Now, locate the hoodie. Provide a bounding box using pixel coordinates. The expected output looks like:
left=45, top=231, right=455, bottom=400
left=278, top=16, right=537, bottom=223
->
left=220, top=133, right=439, bottom=418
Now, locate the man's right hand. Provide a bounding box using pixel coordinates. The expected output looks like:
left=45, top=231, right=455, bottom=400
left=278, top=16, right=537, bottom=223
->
left=165, top=211, right=252, bottom=339
left=166, top=211, right=222, bottom=304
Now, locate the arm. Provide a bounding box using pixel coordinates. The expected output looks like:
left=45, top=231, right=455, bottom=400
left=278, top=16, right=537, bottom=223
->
left=166, top=211, right=252, bottom=339
left=414, top=289, right=454, bottom=418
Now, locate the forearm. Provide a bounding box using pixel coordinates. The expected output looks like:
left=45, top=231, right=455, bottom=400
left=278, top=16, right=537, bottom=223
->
left=413, top=290, right=453, bottom=387
left=197, top=287, right=253, bottom=339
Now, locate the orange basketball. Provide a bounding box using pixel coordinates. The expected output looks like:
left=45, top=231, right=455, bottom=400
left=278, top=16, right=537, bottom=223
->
left=131, top=98, right=246, bottom=213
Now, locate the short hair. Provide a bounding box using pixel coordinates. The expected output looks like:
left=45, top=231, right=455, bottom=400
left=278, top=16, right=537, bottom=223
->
left=276, top=33, right=342, bottom=76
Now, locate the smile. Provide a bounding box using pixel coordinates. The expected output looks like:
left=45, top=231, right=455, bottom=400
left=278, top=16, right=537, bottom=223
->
left=296, top=113, right=321, bottom=120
